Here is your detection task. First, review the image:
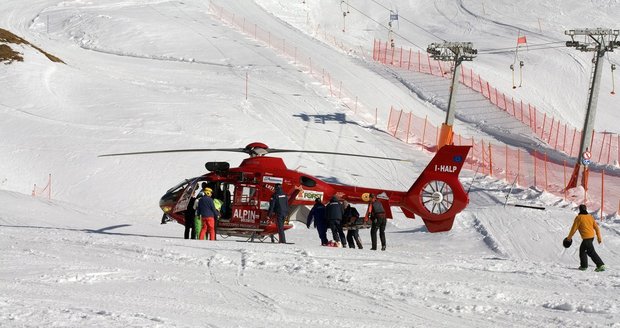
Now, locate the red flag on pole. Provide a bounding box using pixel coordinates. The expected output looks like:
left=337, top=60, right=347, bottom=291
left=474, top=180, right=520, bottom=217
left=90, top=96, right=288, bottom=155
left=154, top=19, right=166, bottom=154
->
left=517, top=35, right=527, bottom=45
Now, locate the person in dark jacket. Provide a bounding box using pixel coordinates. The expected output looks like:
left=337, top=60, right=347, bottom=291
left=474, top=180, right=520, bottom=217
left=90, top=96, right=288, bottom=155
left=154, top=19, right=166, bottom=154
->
left=566, top=204, right=605, bottom=271
left=267, top=183, right=289, bottom=244
left=369, top=194, right=387, bottom=251
left=197, top=187, right=218, bottom=240
left=326, top=195, right=346, bottom=247
left=307, top=198, right=328, bottom=246
left=183, top=195, right=197, bottom=239
left=343, top=202, right=363, bottom=249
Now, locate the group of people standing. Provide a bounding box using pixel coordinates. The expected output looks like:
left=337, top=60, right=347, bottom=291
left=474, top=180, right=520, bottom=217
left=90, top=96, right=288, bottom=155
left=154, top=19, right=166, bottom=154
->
left=184, top=182, right=222, bottom=241
left=306, top=193, right=387, bottom=250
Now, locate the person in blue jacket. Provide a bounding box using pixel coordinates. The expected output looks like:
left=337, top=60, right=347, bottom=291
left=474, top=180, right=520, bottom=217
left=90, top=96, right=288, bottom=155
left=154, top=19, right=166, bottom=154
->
left=306, top=198, right=328, bottom=246
left=326, top=195, right=346, bottom=247
left=267, top=183, right=289, bottom=244
left=196, top=187, right=218, bottom=240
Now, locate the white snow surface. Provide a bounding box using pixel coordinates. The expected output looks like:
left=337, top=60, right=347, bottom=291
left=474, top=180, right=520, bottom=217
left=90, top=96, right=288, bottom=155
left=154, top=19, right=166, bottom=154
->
left=1, top=1, right=620, bottom=327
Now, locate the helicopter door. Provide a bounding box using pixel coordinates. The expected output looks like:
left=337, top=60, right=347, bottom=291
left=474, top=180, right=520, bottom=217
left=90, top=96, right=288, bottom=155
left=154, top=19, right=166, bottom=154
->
left=230, top=184, right=261, bottom=227
left=173, top=178, right=200, bottom=213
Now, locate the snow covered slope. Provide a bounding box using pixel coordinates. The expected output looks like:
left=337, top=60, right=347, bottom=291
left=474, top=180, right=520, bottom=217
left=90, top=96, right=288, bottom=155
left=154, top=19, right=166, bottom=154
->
left=1, top=0, right=619, bottom=327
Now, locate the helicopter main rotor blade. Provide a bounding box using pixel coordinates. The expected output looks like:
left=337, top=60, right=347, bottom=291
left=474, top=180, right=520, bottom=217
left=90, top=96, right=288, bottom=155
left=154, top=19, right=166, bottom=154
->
left=267, top=149, right=411, bottom=162
left=98, top=148, right=247, bottom=157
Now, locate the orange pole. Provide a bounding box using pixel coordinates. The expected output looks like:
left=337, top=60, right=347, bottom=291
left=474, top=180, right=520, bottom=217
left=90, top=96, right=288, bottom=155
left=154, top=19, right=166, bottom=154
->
left=387, top=106, right=394, bottom=131
left=488, top=143, right=493, bottom=177
left=422, top=115, right=428, bottom=146
left=533, top=150, right=537, bottom=187
left=505, top=144, right=509, bottom=182
left=562, top=123, right=567, bottom=152
left=570, top=127, right=577, bottom=157
left=544, top=153, right=548, bottom=191
left=481, top=140, right=486, bottom=175
left=547, top=117, right=555, bottom=144
left=406, top=112, right=412, bottom=143
left=563, top=160, right=567, bottom=200
left=606, top=133, right=612, bottom=164
left=407, top=48, right=412, bottom=70
left=541, top=113, right=547, bottom=139
left=601, top=170, right=605, bottom=218
left=517, top=149, right=521, bottom=186
left=597, top=132, right=605, bottom=163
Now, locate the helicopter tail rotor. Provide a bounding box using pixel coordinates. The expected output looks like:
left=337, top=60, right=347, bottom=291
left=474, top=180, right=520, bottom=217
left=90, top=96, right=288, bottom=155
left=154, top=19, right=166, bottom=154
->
left=403, top=145, right=471, bottom=232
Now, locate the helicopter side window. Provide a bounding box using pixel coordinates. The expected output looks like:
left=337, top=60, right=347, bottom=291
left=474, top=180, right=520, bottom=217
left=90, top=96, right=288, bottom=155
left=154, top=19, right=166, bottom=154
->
left=235, top=186, right=258, bottom=206
left=300, top=176, right=316, bottom=188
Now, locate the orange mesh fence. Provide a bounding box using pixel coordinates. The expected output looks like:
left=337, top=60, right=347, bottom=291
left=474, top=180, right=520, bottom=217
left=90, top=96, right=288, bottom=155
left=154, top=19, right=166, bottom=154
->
left=388, top=107, right=620, bottom=216
left=210, top=4, right=376, bottom=125
left=374, top=40, right=620, bottom=167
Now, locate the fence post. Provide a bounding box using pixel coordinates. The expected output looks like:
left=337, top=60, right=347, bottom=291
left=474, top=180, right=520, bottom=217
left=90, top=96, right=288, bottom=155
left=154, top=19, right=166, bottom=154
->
left=481, top=140, right=486, bottom=175
left=547, top=117, right=555, bottom=144
left=529, top=104, right=533, bottom=129
left=544, top=153, right=548, bottom=191
left=408, top=48, right=412, bottom=70
left=597, top=132, right=606, bottom=163
left=406, top=112, right=412, bottom=143
left=533, top=150, right=537, bottom=187
left=606, top=133, right=612, bottom=164
left=487, top=82, right=491, bottom=102
left=427, top=54, right=433, bottom=75
left=505, top=144, right=509, bottom=182
left=488, top=143, right=493, bottom=177
left=562, top=123, right=567, bottom=152
left=541, top=113, right=547, bottom=139
left=418, top=50, right=421, bottom=72
left=393, top=110, right=403, bottom=137
left=422, top=115, right=428, bottom=146
left=517, top=149, right=521, bottom=186
left=375, top=108, right=378, bottom=126
left=570, top=127, right=577, bottom=157
left=601, top=170, right=605, bottom=218
left=563, top=160, right=567, bottom=200
left=554, top=120, right=560, bottom=150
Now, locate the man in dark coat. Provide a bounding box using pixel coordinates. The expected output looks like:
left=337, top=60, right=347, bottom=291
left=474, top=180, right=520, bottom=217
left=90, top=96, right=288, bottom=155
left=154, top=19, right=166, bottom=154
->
left=267, top=183, right=289, bottom=243
left=306, top=198, right=328, bottom=246
left=326, top=195, right=346, bottom=247
left=369, top=194, right=387, bottom=251
left=343, top=203, right=363, bottom=249
left=183, top=196, right=197, bottom=239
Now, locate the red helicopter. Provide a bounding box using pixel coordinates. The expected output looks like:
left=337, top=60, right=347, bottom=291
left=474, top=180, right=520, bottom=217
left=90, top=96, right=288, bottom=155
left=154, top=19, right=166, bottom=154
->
left=100, top=142, right=471, bottom=241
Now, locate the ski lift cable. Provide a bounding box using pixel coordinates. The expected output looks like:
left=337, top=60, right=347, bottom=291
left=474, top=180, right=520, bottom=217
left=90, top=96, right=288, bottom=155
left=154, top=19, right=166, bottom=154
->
left=340, top=1, right=427, bottom=50
left=479, top=42, right=564, bottom=53
left=478, top=44, right=566, bottom=55
left=368, top=0, right=447, bottom=42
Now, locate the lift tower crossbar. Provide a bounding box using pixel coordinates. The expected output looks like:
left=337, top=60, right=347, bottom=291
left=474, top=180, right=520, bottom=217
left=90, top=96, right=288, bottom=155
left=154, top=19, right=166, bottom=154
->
left=427, top=42, right=477, bottom=149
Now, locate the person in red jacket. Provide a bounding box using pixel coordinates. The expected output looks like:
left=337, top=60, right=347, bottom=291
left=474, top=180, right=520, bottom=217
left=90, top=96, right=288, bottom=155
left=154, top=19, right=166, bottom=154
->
left=566, top=204, right=605, bottom=272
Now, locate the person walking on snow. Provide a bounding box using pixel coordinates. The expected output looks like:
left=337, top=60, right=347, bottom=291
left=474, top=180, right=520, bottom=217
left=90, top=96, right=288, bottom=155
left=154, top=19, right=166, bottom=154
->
left=267, top=183, right=289, bottom=244
left=566, top=204, right=605, bottom=272
left=306, top=198, right=328, bottom=246
left=368, top=194, right=387, bottom=251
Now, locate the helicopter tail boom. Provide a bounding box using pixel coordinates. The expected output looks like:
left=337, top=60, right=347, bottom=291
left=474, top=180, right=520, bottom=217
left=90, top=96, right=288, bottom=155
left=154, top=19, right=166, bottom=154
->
left=404, top=145, right=471, bottom=232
